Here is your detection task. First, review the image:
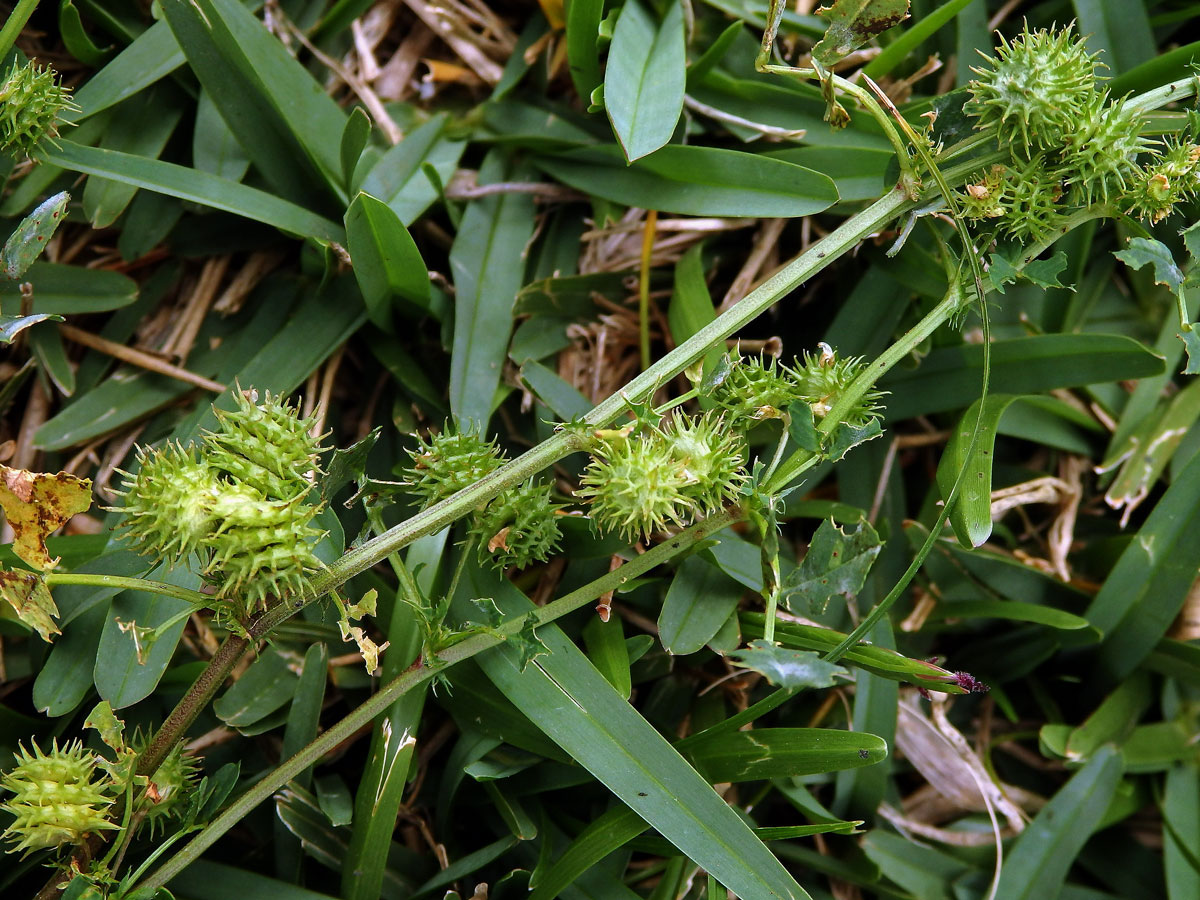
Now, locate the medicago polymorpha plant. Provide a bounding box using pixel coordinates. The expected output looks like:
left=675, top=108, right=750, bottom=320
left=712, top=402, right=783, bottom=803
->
left=2, top=9, right=1200, bottom=899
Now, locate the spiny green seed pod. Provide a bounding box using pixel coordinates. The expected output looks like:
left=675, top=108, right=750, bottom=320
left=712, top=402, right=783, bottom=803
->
left=790, top=348, right=883, bottom=426
left=1125, top=137, right=1200, bottom=224
left=967, top=25, right=1100, bottom=158
left=472, top=479, right=563, bottom=570
left=1, top=741, right=116, bottom=857
left=403, top=425, right=505, bottom=509
left=138, top=740, right=199, bottom=837
left=577, top=433, right=695, bottom=542
left=204, top=485, right=324, bottom=614
left=662, top=412, right=747, bottom=515
left=205, top=389, right=323, bottom=502
left=708, top=353, right=803, bottom=421
left=0, top=60, right=77, bottom=158
left=1061, top=94, right=1154, bottom=205
left=1001, top=157, right=1067, bottom=243
left=959, top=164, right=1010, bottom=222
left=116, top=443, right=223, bottom=564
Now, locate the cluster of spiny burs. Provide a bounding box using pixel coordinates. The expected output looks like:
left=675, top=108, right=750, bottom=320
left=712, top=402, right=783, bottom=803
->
left=403, top=428, right=564, bottom=570
left=118, top=389, right=326, bottom=620
left=580, top=347, right=882, bottom=541
left=404, top=348, right=879, bottom=553
left=959, top=24, right=1200, bottom=238
left=0, top=737, right=196, bottom=862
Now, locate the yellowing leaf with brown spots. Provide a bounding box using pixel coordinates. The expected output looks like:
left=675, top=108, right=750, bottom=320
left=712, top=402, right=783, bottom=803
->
left=0, top=464, right=93, bottom=571
left=0, top=569, right=59, bottom=641
left=812, top=0, right=910, bottom=67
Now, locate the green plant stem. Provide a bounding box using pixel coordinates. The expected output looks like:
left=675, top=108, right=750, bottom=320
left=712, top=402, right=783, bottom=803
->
left=754, top=0, right=920, bottom=197
left=134, top=632, right=248, bottom=777
left=1124, top=76, right=1200, bottom=114
left=760, top=61, right=922, bottom=198
left=0, top=0, right=40, bottom=61
left=42, top=573, right=211, bottom=606
left=766, top=280, right=966, bottom=493
left=132, top=508, right=739, bottom=895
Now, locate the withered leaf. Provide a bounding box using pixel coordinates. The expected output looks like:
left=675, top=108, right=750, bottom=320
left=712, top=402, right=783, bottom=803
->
left=812, top=0, right=910, bottom=67
left=0, top=464, right=93, bottom=570
left=0, top=569, right=60, bottom=641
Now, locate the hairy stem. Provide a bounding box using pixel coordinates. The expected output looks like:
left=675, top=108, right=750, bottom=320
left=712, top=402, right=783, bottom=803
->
left=135, top=633, right=248, bottom=777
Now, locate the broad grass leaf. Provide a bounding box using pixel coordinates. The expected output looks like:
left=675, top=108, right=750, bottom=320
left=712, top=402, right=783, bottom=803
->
left=83, top=85, right=182, bottom=228
left=1071, top=0, right=1155, bottom=74
left=42, top=141, right=345, bottom=243
left=881, top=334, right=1164, bottom=419
left=68, top=21, right=186, bottom=122
left=93, top=564, right=198, bottom=709
left=935, top=394, right=1021, bottom=548
left=213, top=647, right=302, bottom=729
left=682, top=727, right=886, bottom=782
left=992, top=746, right=1123, bottom=900
left=159, top=0, right=345, bottom=203
left=448, top=151, right=536, bottom=431
left=564, top=0, right=604, bottom=100
left=0, top=262, right=137, bottom=315
left=455, top=563, right=814, bottom=900
left=659, top=555, right=743, bottom=655
left=1086, top=450, right=1200, bottom=684
left=357, top=115, right=466, bottom=225
left=345, top=192, right=430, bottom=327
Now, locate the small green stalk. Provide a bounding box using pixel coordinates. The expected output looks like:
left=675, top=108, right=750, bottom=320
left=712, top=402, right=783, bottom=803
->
left=44, top=573, right=211, bottom=606
left=766, top=281, right=966, bottom=493
left=754, top=0, right=920, bottom=197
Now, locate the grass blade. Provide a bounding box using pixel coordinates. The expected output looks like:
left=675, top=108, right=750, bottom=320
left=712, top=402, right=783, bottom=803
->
left=536, top=145, right=839, bottom=217
left=345, top=192, right=430, bottom=326
left=993, top=745, right=1123, bottom=900
left=447, top=151, right=536, bottom=430
left=1086, top=450, right=1200, bottom=684
left=935, top=394, right=1020, bottom=548
left=41, top=141, right=344, bottom=243
left=1071, top=0, right=1155, bottom=75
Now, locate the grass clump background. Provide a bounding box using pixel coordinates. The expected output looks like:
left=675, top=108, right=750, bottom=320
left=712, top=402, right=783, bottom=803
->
left=1, top=1, right=1200, bottom=899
